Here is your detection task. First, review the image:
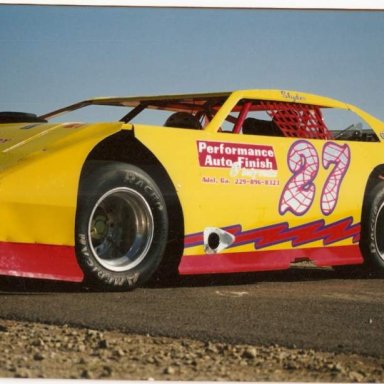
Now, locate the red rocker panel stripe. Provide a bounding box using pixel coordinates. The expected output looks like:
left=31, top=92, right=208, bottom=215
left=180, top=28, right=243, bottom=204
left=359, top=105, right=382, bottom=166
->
left=178, top=245, right=363, bottom=275
left=0, top=242, right=84, bottom=282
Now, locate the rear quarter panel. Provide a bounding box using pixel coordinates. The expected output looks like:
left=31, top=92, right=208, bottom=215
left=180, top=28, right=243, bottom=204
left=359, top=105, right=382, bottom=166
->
left=134, top=124, right=384, bottom=264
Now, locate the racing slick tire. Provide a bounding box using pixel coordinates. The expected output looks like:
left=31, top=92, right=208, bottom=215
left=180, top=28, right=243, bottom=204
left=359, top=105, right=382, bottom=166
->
left=360, top=180, right=384, bottom=275
left=75, top=161, right=169, bottom=290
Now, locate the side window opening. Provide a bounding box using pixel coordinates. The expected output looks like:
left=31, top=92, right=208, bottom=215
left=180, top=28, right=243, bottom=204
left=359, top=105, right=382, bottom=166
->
left=222, top=99, right=330, bottom=139
left=222, top=99, right=379, bottom=142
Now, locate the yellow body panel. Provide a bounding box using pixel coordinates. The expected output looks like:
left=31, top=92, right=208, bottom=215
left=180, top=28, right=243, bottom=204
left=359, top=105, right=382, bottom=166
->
left=0, top=88, right=383, bottom=259
left=135, top=126, right=380, bottom=256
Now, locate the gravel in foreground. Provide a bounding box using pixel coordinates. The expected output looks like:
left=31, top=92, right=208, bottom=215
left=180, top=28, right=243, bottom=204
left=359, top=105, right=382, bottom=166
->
left=0, top=319, right=383, bottom=381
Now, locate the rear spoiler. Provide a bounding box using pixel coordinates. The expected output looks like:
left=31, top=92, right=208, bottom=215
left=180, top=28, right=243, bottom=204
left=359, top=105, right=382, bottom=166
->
left=0, top=112, right=47, bottom=124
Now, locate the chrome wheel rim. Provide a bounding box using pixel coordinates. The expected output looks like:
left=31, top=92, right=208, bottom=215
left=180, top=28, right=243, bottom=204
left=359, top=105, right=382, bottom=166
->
left=88, top=187, right=154, bottom=272
left=374, top=201, right=384, bottom=261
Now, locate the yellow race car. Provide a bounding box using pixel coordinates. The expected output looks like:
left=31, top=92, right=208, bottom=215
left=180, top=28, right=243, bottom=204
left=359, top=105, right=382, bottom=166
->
left=0, top=89, right=383, bottom=290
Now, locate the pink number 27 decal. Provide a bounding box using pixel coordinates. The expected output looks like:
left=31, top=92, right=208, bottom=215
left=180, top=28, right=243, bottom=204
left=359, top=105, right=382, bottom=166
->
left=321, top=142, right=351, bottom=215
left=279, top=141, right=319, bottom=216
left=279, top=141, right=350, bottom=216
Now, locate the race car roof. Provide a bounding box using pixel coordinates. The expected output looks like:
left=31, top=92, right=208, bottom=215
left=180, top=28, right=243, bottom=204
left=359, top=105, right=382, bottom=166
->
left=39, top=89, right=348, bottom=120
left=39, top=91, right=231, bottom=120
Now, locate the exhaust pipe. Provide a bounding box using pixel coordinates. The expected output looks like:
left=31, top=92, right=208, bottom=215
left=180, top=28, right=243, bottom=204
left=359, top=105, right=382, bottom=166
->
left=204, top=227, right=235, bottom=254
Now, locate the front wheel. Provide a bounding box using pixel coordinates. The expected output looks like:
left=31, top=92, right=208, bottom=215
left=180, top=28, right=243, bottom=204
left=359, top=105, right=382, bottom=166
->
left=75, top=161, right=169, bottom=290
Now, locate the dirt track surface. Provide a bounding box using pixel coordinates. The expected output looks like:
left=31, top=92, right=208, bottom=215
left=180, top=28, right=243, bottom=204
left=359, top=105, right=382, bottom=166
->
left=0, top=268, right=384, bottom=380
left=0, top=319, right=383, bottom=381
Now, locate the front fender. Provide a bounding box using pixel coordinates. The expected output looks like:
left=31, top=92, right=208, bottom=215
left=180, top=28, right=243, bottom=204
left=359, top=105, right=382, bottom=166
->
left=0, top=122, right=132, bottom=246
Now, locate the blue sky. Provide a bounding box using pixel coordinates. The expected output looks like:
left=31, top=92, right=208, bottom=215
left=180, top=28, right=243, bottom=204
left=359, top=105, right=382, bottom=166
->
left=1, top=6, right=384, bottom=121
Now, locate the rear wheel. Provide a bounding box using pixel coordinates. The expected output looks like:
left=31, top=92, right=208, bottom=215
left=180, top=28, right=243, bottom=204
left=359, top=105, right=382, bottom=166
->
left=360, top=180, right=384, bottom=274
left=75, top=161, right=168, bottom=290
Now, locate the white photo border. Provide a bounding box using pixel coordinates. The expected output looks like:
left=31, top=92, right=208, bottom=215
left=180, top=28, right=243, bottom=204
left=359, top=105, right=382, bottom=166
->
left=0, top=0, right=383, bottom=9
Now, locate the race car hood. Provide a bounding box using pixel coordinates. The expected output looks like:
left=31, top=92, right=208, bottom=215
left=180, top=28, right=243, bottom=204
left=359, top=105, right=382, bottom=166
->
left=0, top=122, right=83, bottom=153
left=0, top=120, right=130, bottom=172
